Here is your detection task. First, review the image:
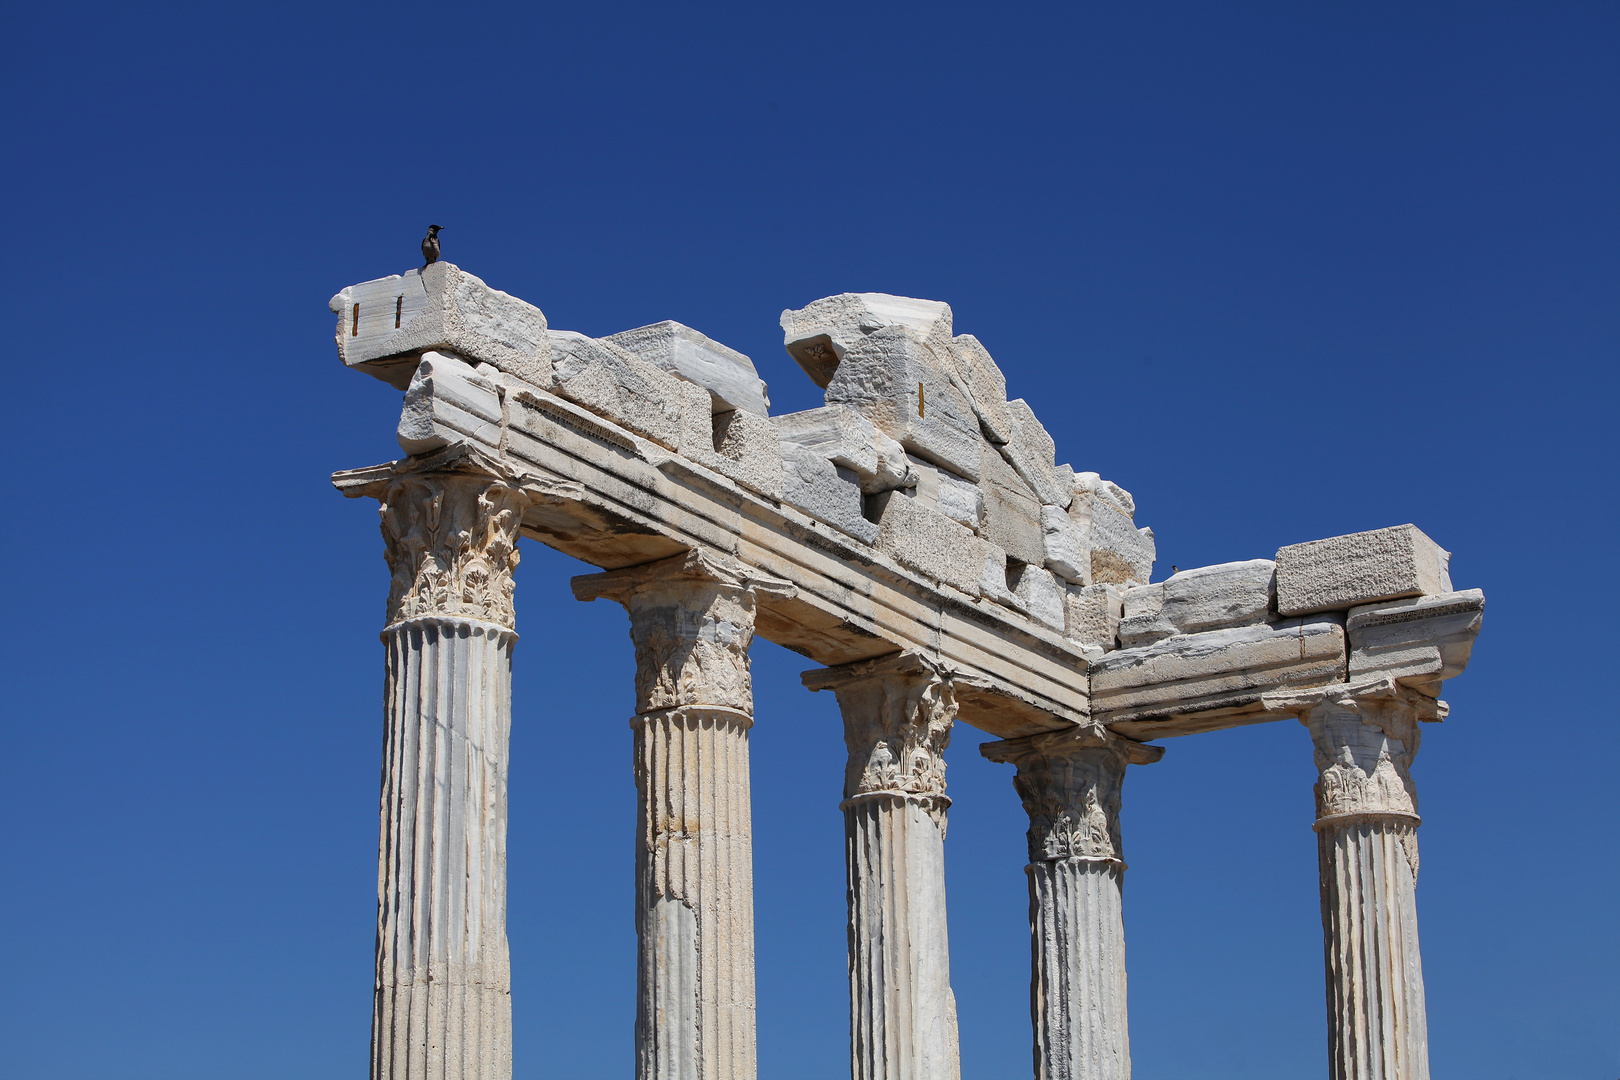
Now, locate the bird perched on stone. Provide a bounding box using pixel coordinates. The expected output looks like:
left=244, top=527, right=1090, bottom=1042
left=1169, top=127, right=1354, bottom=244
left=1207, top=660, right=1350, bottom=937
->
left=421, top=225, right=443, bottom=267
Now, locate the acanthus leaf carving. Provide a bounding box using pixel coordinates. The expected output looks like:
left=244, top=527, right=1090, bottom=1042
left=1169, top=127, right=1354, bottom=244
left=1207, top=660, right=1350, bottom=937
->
left=380, top=472, right=529, bottom=629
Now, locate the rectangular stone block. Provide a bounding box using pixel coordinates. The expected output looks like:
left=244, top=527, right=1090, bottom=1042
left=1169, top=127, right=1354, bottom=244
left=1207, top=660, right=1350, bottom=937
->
left=908, top=457, right=985, bottom=532
left=780, top=443, right=878, bottom=544
left=781, top=292, right=954, bottom=387
left=948, top=334, right=1015, bottom=445
left=1347, top=589, right=1485, bottom=691
left=1090, top=619, right=1346, bottom=723
left=980, top=448, right=1046, bottom=568
left=330, top=262, right=551, bottom=389
left=772, top=405, right=912, bottom=494
left=1002, top=400, right=1073, bottom=509
left=548, top=330, right=685, bottom=451
left=1041, top=504, right=1089, bottom=585
left=1064, top=583, right=1124, bottom=650
left=706, top=408, right=785, bottom=500
left=396, top=351, right=503, bottom=454
left=604, top=320, right=771, bottom=416
left=872, top=488, right=989, bottom=597
left=1010, top=563, right=1066, bottom=632
left=1276, top=524, right=1450, bottom=616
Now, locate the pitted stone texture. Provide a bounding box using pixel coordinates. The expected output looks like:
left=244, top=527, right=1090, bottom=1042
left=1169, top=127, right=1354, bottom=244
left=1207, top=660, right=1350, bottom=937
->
left=1010, top=563, right=1066, bottom=633
left=605, top=320, right=771, bottom=417
left=779, top=444, right=879, bottom=544
left=909, top=457, right=985, bottom=533
left=781, top=293, right=954, bottom=387
left=1071, top=473, right=1154, bottom=585
left=1347, top=589, right=1485, bottom=694
left=332, top=262, right=551, bottom=390
left=947, top=334, right=1016, bottom=444
left=1090, top=619, right=1346, bottom=723
left=980, top=447, right=1047, bottom=568
left=823, top=325, right=982, bottom=481
left=1001, top=400, right=1074, bottom=509
left=1276, top=524, right=1450, bottom=616
left=572, top=550, right=795, bottom=714
left=705, top=408, right=786, bottom=501
left=1117, top=560, right=1277, bottom=646
left=398, top=351, right=504, bottom=455
left=548, top=330, right=686, bottom=451
left=1065, top=583, right=1124, bottom=650
left=871, top=490, right=992, bottom=598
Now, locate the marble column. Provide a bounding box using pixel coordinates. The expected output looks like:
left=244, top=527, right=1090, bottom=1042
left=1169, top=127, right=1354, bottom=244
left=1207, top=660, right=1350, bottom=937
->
left=1270, top=677, right=1444, bottom=1080
left=573, top=550, right=794, bottom=1080
left=802, top=651, right=962, bottom=1080
left=370, top=463, right=535, bottom=1080
left=980, top=727, right=1162, bottom=1080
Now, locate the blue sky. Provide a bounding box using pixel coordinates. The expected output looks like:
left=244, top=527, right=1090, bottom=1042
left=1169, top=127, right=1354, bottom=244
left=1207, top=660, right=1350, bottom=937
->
left=2, top=3, right=1615, bottom=1078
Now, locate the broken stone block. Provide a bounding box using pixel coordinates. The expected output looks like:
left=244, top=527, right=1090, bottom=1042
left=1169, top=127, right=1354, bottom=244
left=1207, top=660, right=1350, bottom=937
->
left=397, top=351, right=503, bottom=454
left=870, top=488, right=988, bottom=596
left=948, top=335, right=1016, bottom=445
left=1069, top=472, right=1154, bottom=585
left=1117, top=582, right=1174, bottom=647
left=1041, top=505, right=1089, bottom=585
left=908, top=456, right=985, bottom=532
left=707, top=408, right=785, bottom=500
left=772, top=405, right=914, bottom=494
left=331, top=262, right=551, bottom=390
left=1009, top=563, right=1066, bottom=632
left=979, top=448, right=1047, bottom=568
left=1065, top=583, right=1125, bottom=650
left=781, top=293, right=954, bottom=386
left=780, top=443, right=879, bottom=544
left=1275, top=524, right=1451, bottom=616
left=1346, top=588, right=1485, bottom=693
left=1090, top=619, right=1347, bottom=724
left=823, top=325, right=982, bottom=481
left=1161, top=560, right=1277, bottom=635
left=978, top=549, right=1023, bottom=607
left=548, top=330, right=684, bottom=451
left=604, top=320, right=771, bottom=416
left=1002, top=400, right=1073, bottom=509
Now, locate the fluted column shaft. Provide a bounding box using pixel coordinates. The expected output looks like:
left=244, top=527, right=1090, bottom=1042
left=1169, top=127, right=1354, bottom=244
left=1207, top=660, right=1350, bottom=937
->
left=982, top=729, right=1161, bottom=1080
left=804, top=652, right=961, bottom=1080
left=575, top=550, right=794, bottom=1080
left=371, top=465, right=534, bottom=1080
left=1287, top=680, right=1439, bottom=1080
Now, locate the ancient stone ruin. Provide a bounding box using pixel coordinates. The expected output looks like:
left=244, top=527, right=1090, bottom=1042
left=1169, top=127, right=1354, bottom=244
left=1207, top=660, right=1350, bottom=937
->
left=329, top=263, right=1485, bottom=1080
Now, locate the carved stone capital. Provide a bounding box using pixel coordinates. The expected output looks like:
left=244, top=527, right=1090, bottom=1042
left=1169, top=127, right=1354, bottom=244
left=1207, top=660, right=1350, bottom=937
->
left=803, top=651, right=959, bottom=820
left=1265, top=676, right=1438, bottom=829
left=573, top=549, right=795, bottom=715
left=982, top=727, right=1163, bottom=866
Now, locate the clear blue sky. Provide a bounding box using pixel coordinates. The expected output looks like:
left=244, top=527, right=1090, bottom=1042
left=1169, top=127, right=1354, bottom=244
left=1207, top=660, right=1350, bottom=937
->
left=2, top=3, right=1615, bottom=1078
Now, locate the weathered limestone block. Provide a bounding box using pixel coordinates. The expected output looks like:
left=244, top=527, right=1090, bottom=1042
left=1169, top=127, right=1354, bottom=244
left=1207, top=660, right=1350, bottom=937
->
left=1276, top=524, right=1451, bottom=616
left=1065, top=583, right=1124, bottom=650
left=1001, top=399, right=1074, bottom=509
left=980, top=728, right=1162, bottom=1080
left=605, top=320, right=771, bottom=416
left=1347, top=589, right=1485, bottom=695
left=1117, top=560, right=1277, bottom=646
left=772, top=405, right=913, bottom=494
left=803, top=652, right=962, bottom=1080
left=1264, top=678, right=1443, bottom=1080
left=948, top=334, right=1016, bottom=445
left=980, top=446, right=1047, bottom=568
left=909, top=456, right=985, bottom=532
left=706, top=408, right=786, bottom=500
left=331, top=261, right=551, bottom=390
left=871, top=489, right=991, bottom=598
left=1041, top=505, right=1090, bottom=585
left=397, top=351, right=504, bottom=454
left=1071, top=473, right=1154, bottom=585
left=1010, top=563, right=1066, bottom=633
left=824, top=325, right=982, bottom=481
left=574, top=551, right=795, bottom=1080
left=1090, top=619, right=1346, bottom=724
left=978, top=549, right=1023, bottom=609
left=779, top=443, right=880, bottom=544
left=547, top=330, right=685, bottom=451
left=781, top=292, right=954, bottom=387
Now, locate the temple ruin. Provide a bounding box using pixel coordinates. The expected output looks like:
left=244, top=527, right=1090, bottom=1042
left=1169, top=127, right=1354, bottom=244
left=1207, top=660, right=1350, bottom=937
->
left=328, top=262, right=1485, bottom=1080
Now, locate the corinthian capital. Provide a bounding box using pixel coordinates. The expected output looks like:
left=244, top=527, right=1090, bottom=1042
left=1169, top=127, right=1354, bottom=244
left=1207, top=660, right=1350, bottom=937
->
left=573, top=549, right=795, bottom=715
left=982, top=726, right=1163, bottom=866
left=803, top=651, right=959, bottom=814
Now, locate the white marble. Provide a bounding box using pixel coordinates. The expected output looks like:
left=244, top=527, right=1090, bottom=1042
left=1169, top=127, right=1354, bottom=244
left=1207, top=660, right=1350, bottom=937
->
left=606, top=320, right=771, bottom=416
left=1276, top=524, right=1450, bottom=616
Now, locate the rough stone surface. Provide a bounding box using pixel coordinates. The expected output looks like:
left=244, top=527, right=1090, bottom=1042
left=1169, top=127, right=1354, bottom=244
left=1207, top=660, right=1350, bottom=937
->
left=605, top=320, right=771, bottom=416
left=779, top=444, right=879, bottom=544
left=979, top=446, right=1047, bottom=568
left=872, top=489, right=989, bottom=597
left=332, top=262, right=551, bottom=390
left=1041, top=504, right=1090, bottom=585
left=1118, top=560, right=1277, bottom=645
left=1072, top=473, right=1153, bottom=585
left=1276, top=524, right=1450, bottom=616
left=781, top=292, right=954, bottom=387
left=548, top=330, right=685, bottom=450
left=703, top=408, right=786, bottom=501
left=909, top=457, right=985, bottom=533
left=772, top=405, right=914, bottom=495
left=1011, top=563, right=1066, bottom=633
left=1002, top=399, right=1074, bottom=509
left=1065, top=583, right=1124, bottom=650
left=397, top=351, right=504, bottom=455
left=948, top=334, right=1016, bottom=444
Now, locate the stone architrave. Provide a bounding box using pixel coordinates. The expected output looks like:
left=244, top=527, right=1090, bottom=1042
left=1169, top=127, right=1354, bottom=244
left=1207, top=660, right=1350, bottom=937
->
left=1264, top=676, right=1446, bottom=1080
left=802, top=652, right=963, bottom=1080
left=980, top=727, right=1163, bottom=1080
left=367, top=452, right=544, bottom=1080
left=573, top=550, right=795, bottom=1080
